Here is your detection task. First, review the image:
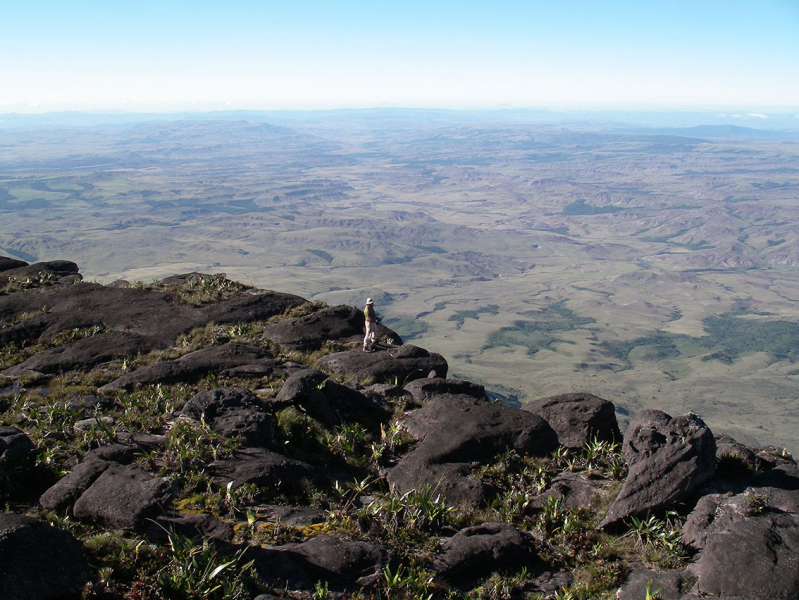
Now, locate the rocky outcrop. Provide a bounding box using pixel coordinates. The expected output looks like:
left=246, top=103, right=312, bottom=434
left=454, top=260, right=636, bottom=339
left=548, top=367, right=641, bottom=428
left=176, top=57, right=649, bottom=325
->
left=522, top=392, right=621, bottom=448
left=0, top=513, right=89, bottom=600
left=180, top=387, right=274, bottom=446
left=388, top=395, right=558, bottom=507
left=316, top=344, right=448, bottom=384
left=398, top=395, right=558, bottom=464
left=0, top=273, right=304, bottom=378
left=262, top=304, right=402, bottom=350
left=207, top=447, right=317, bottom=490
left=0, top=256, right=28, bottom=272
left=255, top=534, right=389, bottom=590
left=403, top=377, right=486, bottom=404
left=433, top=522, right=540, bottom=585
left=600, top=410, right=716, bottom=529
left=72, top=463, right=176, bottom=530
left=102, top=343, right=278, bottom=390
left=0, top=426, right=38, bottom=500
left=4, top=260, right=798, bottom=600
left=4, top=331, right=153, bottom=377
left=1, top=259, right=81, bottom=282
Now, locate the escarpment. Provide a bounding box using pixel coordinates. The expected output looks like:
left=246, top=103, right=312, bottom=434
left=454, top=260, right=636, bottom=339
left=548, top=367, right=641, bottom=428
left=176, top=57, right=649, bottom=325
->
left=1, top=257, right=797, bottom=600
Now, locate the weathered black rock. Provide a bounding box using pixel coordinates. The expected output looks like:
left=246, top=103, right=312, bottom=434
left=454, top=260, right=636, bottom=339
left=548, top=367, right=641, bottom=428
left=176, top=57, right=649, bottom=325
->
left=66, top=394, right=117, bottom=416
left=403, top=377, right=486, bottom=404
left=253, top=505, right=327, bottom=527
left=522, top=392, right=621, bottom=449
left=263, top=304, right=402, bottom=351
left=0, top=281, right=303, bottom=377
left=274, top=369, right=337, bottom=423
left=208, top=447, right=316, bottom=490
left=180, top=387, right=273, bottom=445
left=616, top=565, right=688, bottom=600
left=316, top=344, right=448, bottom=384
left=0, top=426, right=37, bottom=499
left=678, top=463, right=799, bottom=599
left=3, top=260, right=80, bottom=280
left=102, top=343, right=276, bottom=390
left=72, top=463, right=176, bottom=530
left=0, top=425, right=35, bottom=463
left=203, top=291, right=306, bottom=326
left=687, top=511, right=799, bottom=599
left=319, top=379, right=391, bottom=426
left=599, top=410, right=716, bottom=529
left=387, top=457, right=496, bottom=509
left=715, top=433, right=769, bottom=472
left=3, top=331, right=153, bottom=377
left=0, top=256, right=28, bottom=272
left=399, top=395, right=558, bottom=464
left=0, top=513, right=89, bottom=600
left=150, top=513, right=235, bottom=544
left=533, top=471, right=605, bottom=510
left=40, top=459, right=112, bottom=512
left=387, top=396, right=557, bottom=507
left=255, top=534, right=389, bottom=590
left=433, top=522, right=540, bottom=585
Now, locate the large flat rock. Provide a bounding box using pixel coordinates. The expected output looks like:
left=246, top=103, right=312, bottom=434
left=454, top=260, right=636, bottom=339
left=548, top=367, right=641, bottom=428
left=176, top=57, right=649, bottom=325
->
left=316, top=344, right=447, bottom=384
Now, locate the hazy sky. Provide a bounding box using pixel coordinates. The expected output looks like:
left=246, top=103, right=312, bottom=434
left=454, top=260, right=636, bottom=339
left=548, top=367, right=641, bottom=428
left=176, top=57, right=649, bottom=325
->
left=2, top=0, right=798, bottom=113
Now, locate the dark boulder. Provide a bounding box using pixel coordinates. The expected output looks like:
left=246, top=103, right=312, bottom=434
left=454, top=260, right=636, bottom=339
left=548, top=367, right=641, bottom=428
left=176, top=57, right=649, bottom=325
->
left=686, top=508, right=799, bottom=600
left=715, top=433, right=770, bottom=472
left=319, top=379, right=391, bottom=426
left=0, top=426, right=38, bottom=499
left=0, top=513, right=89, bottom=600
left=0, top=256, right=28, bottom=272
left=616, top=565, right=689, bottom=600
left=3, top=331, right=154, bottom=377
left=65, top=394, right=117, bottom=417
left=255, top=534, right=389, bottom=590
left=201, top=291, right=305, bottom=325
left=0, top=425, right=35, bottom=464
left=533, top=471, right=605, bottom=510
left=149, top=513, right=235, bottom=544
left=72, top=463, right=176, bottom=530
left=683, top=464, right=799, bottom=550
left=253, top=505, right=327, bottom=527
left=433, top=522, right=540, bottom=585
left=84, top=443, right=138, bottom=464
left=363, top=383, right=413, bottom=403
left=263, top=304, right=401, bottom=351
left=179, top=387, right=273, bottom=445
left=599, top=410, right=716, bottom=529
left=275, top=369, right=328, bottom=403
left=387, top=456, right=496, bottom=509
left=316, top=344, right=448, bottom=385
left=3, top=260, right=80, bottom=280
left=399, top=395, right=558, bottom=464
left=102, top=343, right=276, bottom=390
left=387, top=396, right=557, bottom=508
left=274, top=369, right=337, bottom=425
left=403, top=377, right=487, bottom=404
left=0, top=281, right=303, bottom=378
left=207, top=447, right=316, bottom=490
left=522, top=392, right=621, bottom=449
left=40, top=460, right=111, bottom=512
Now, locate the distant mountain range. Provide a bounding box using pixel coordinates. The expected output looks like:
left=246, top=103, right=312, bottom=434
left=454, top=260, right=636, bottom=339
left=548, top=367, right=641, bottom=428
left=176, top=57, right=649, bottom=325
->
left=1, top=107, right=798, bottom=136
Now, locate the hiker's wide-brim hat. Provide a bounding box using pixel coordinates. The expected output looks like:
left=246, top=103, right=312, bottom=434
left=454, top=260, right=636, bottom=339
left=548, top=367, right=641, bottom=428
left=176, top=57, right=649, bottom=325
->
left=366, top=298, right=374, bottom=304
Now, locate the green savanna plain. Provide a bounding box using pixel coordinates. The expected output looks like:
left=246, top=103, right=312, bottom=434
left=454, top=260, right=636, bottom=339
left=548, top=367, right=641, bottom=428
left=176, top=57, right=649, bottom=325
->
left=1, top=114, right=798, bottom=452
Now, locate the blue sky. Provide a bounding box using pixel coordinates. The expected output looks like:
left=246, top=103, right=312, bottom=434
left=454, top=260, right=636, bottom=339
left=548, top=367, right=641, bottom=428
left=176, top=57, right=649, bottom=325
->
left=2, top=0, right=798, bottom=113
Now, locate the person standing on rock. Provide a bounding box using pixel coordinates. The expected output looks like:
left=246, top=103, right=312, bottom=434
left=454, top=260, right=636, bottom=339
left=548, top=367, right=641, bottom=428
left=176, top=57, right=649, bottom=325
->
left=363, top=298, right=379, bottom=352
